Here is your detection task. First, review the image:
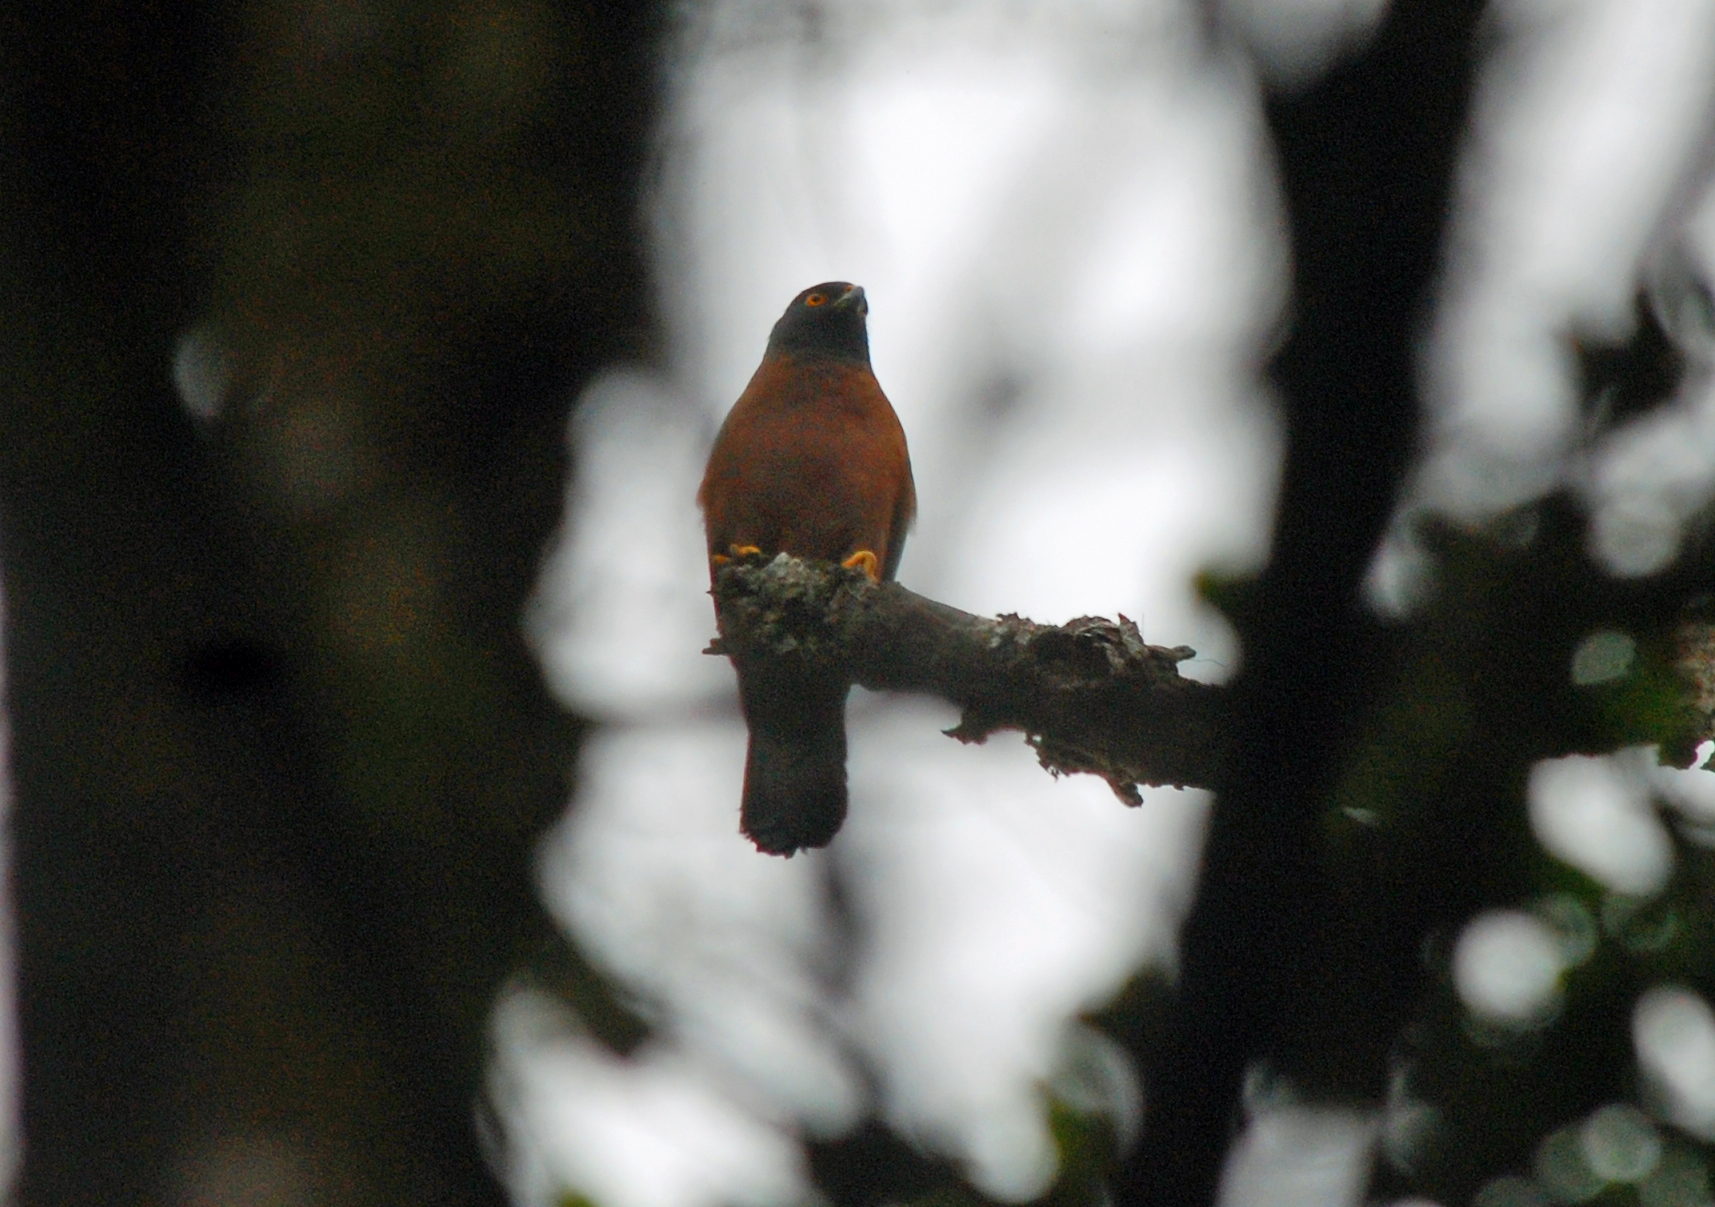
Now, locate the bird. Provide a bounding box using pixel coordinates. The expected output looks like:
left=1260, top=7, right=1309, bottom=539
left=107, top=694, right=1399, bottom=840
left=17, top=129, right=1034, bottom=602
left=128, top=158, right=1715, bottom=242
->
left=699, top=281, right=916, bottom=855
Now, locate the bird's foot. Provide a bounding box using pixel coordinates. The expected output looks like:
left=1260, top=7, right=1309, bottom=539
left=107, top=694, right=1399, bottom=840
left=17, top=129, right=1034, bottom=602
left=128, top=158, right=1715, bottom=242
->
left=711, top=544, right=765, bottom=567
left=842, top=549, right=879, bottom=580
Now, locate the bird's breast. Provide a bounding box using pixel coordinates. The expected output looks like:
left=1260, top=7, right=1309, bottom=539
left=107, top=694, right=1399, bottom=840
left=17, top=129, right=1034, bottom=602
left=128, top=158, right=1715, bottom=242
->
left=700, top=354, right=912, bottom=569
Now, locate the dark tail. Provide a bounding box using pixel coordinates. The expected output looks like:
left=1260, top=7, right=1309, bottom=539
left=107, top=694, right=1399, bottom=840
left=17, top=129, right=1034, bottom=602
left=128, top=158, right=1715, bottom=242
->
left=735, top=660, right=849, bottom=855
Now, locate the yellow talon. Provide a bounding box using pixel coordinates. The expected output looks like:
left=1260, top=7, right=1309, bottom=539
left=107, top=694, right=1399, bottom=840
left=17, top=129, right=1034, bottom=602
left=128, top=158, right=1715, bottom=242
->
left=711, top=553, right=730, bottom=565
left=730, top=544, right=762, bottom=558
left=842, top=549, right=879, bottom=580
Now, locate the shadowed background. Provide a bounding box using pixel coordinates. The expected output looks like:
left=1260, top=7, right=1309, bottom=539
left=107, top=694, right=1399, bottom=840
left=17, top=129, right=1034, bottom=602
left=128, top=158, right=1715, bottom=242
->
left=2, top=2, right=1715, bottom=1206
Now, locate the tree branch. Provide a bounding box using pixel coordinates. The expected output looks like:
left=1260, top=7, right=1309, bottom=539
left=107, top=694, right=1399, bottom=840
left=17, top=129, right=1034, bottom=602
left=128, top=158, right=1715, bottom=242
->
left=708, top=552, right=1231, bottom=799
left=1677, top=620, right=1715, bottom=751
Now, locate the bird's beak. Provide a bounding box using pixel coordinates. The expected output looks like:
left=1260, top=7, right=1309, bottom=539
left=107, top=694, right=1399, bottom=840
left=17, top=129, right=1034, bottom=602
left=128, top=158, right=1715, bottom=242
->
left=834, top=284, right=867, bottom=315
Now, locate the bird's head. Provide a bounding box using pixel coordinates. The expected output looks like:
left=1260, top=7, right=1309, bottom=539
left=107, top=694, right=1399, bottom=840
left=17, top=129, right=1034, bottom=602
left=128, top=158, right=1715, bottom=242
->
left=766, top=281, right=870, bottom=363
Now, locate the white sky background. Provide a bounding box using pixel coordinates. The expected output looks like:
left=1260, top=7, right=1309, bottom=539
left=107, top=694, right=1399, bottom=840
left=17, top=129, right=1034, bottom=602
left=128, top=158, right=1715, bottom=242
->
left=503, top=2, right=1715, bottom=1207
left=1374, top=0, right=1715, bottom=599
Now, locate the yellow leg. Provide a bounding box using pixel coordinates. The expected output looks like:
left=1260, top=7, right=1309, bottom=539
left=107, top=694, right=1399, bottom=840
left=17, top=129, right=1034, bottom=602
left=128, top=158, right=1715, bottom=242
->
left=730, top=544, right=762, bottom=557
left=842, top=549, right=879, bottom=581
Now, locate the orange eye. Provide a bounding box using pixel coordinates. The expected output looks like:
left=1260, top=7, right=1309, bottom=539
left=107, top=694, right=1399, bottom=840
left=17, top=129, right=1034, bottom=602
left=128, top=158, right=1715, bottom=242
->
left=805, top=293, right=826, bottom=307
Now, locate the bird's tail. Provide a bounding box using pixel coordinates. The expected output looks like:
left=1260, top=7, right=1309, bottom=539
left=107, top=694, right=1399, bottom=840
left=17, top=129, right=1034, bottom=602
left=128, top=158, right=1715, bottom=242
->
left=735, top=660, right=849, bottom=855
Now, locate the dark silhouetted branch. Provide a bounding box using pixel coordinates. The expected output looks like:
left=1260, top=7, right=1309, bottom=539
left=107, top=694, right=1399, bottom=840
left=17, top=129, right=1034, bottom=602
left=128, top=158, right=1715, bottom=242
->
left=708, top=552, right=1232, bottom=799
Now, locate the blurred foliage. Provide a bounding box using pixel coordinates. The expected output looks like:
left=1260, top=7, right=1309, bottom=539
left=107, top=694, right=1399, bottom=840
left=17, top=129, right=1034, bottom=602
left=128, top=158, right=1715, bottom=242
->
left=803, top=1098, right=1125, bottom=1207
left=1116, top=0, right=1715, bottom=1202
left=1323, top=506, right=1715, bottom=1202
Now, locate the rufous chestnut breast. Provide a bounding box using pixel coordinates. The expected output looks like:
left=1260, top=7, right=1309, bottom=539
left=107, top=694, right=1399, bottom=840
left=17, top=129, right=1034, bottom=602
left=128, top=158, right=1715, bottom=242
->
left=699, top=281, right=915, bottom=854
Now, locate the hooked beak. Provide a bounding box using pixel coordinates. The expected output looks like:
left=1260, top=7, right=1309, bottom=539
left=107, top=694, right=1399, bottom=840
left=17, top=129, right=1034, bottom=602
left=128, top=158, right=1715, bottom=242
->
left=833, top=284, right=867, bottom=315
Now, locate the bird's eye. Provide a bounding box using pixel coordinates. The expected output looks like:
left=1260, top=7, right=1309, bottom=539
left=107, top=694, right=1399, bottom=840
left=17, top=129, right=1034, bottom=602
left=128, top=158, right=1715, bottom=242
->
left=805, top=293, right=826, bottom=307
